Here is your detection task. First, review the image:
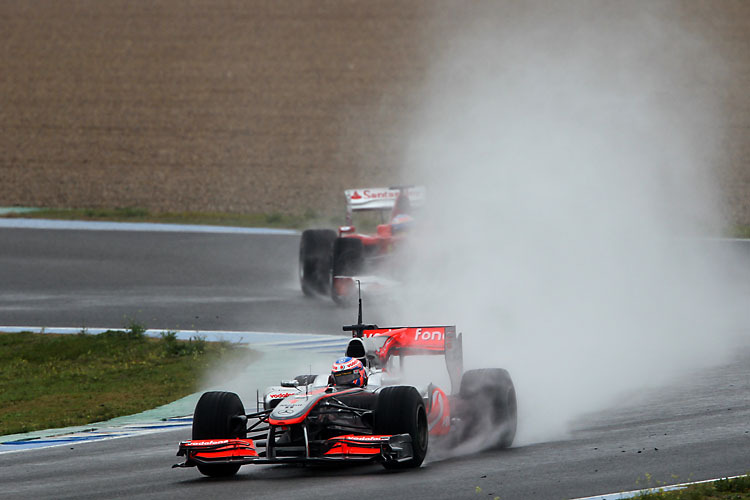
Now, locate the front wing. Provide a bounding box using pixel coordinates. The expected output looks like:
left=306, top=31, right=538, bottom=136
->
left=173, top=434, right=414, bottom=468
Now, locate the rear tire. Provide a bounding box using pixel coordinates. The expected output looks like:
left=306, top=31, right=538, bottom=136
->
left=459, top=368, right=517, bottom=448
left=192, top=391, right=247, bottom=477
left=331, top=237, right=364, bottom=305
left=331, top=237, right=364, bottom=276
left=374, top=386, right=428, bottom=469
left=299, top=229, right=336, bottom=296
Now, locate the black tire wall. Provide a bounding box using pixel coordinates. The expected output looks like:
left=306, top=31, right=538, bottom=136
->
left=299, top=229, right=336, bottom=295
left=192, top=391, right=247, bottom=477
left=374, top=386, right=429, bottom=468
left=459, top=368, right=517, bottom=448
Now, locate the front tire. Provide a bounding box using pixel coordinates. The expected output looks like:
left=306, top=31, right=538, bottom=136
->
left=374, top=386, right=428, bottom=469
left=192, top=391, right=247, bottom=477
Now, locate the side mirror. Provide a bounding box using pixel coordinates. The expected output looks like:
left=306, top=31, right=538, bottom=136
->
left=280, top=379, right=299, bottom=387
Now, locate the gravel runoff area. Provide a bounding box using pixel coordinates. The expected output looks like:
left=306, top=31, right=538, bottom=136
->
left=0, top=1, right=748, bottom=223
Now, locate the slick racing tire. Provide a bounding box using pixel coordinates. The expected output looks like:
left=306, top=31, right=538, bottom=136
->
left=331, top=237, right=364, bottom=276
left=299, top=229, right=336, bottom=296
left=192, top=391, right=247, bottom=477
left=374, top=386, right=428, bottom=469
left=331, top=237, right=364, bottom=305
left=459, top=368, right=517, bottom=448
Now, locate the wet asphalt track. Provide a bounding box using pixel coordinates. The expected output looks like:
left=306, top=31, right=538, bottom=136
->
left=0, top=224, right=748, bottom=499
left=0, top=225, right=357, bottom=333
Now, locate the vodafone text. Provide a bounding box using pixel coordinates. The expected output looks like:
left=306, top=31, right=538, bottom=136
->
left=414, top=328, right=444, bottom=341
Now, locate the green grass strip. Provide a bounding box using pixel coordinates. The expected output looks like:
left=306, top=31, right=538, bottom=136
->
left=0, top=329, right=252, bottom=436
left=635, top=475, right=750, bottom=499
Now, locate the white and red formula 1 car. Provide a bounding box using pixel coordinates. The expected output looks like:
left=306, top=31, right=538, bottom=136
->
left=174, top=301, right=517, bottom=476
left=298, top=185, right=425, bottom=305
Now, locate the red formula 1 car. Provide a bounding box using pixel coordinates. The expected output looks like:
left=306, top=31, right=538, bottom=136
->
left=174, top=304, right=517, bottom=476
left=298, top=185, right=425, bottom=305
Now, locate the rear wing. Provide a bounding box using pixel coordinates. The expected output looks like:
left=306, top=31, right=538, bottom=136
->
left=344, top=186, right=426, bottom=212
left=357, top=326, right=463, bottom=394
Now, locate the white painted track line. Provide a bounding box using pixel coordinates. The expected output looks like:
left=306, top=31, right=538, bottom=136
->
left=0, top=218, right=298, bottom=235
left=0, top=325, right=349, bottom=350
left=571, top=474, right=748, bottom=500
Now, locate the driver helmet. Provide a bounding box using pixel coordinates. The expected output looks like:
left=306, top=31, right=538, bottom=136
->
left=390, top=213, right=414, bottom=235
left=330, top=357, right=367, bottom=387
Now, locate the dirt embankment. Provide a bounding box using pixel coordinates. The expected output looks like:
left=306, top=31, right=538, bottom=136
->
left=0, top=1, right=748, bottom=223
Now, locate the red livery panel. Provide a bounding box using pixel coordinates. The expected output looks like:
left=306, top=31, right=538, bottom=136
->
left=323, top=435, right=392, bottom=457
left=178, top=438, right=258, bottom=464
left=363, top=326, right=455, bottom=363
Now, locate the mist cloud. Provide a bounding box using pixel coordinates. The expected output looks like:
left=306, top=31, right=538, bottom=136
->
left=397, top=1, right=746, bottom=444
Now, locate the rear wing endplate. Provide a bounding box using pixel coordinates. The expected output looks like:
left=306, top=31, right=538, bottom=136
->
left=444, top=329, right=463, bottom=395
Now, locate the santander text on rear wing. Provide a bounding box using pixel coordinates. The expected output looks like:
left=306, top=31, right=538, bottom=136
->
left=344, top=186, right=426, bottom=212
